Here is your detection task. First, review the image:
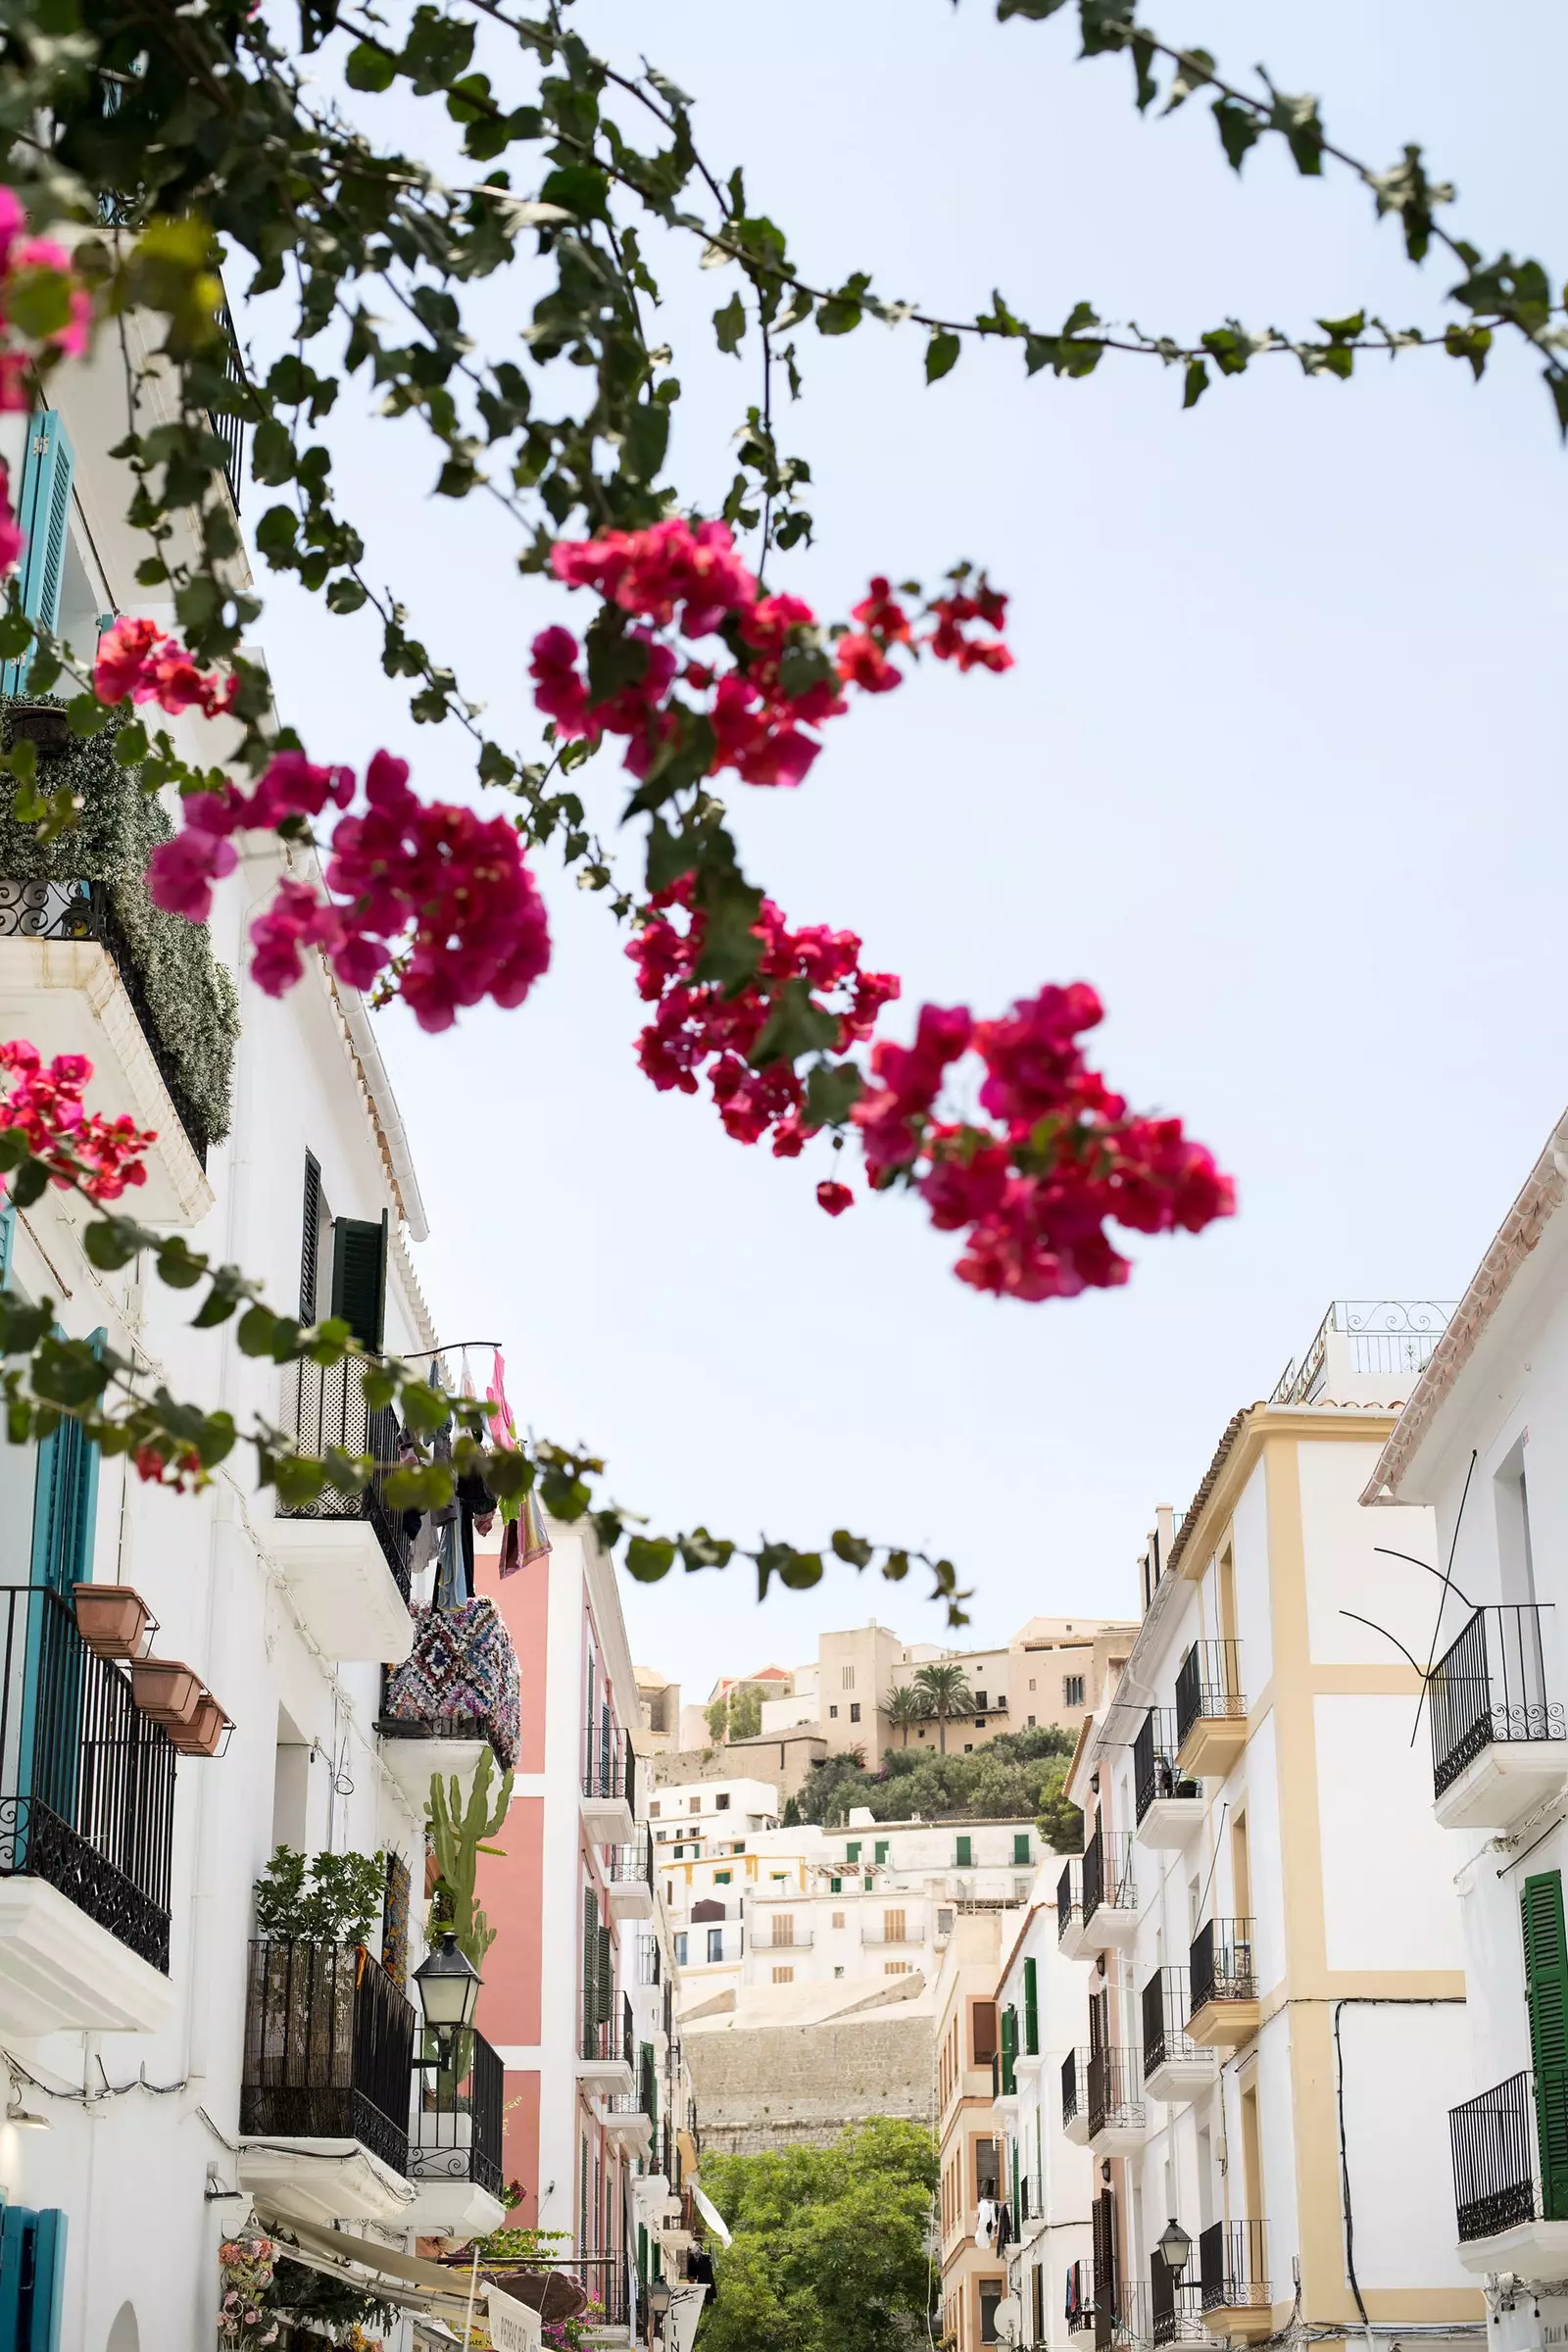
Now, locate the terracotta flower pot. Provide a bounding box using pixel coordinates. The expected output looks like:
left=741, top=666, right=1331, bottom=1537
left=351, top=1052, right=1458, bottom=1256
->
left=166, top=1692, right=233, bottom=1757
left=73, top=1584, right=157, bottom=1661
left=131, top=1658, right=204, bottom=1728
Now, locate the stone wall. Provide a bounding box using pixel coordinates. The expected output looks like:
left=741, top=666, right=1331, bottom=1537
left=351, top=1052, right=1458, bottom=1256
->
left=686, top=2013, right=935, bottom=2156
left=651, top=1730, right=827, bottom=1800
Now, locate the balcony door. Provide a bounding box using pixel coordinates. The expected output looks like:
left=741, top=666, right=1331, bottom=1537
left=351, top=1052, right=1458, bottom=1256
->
left=10, top=1355, right=100, bottom=1865
left=1523, top=1870, right=1568, bottom=2221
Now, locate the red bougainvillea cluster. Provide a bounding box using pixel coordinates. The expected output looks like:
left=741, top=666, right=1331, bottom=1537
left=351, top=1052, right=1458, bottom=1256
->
left=95, top=615, right=239, bottom=720
left=852, top=988, right=1236, bottom=1299
left=0, top=1040, right=155, bottom=1202
left=0, top=189, right=92, bottom=574
left=628, top=877, right=899, bottom=1152
left=530, top=518, right=1010, bottom=791
left=147, top=750, right=551, bottom=1034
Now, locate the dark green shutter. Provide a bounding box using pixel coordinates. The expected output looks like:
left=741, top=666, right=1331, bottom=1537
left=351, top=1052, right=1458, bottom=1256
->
left=1002, top=2004, right=1017, bottom=2096
left=1013, top=1833, right=1031, bottom=1866
left=875, top=1839, right=889, bottom=1864
left=3, top=412, right=74, bottom=694
left=1523, top=1870, right=1568, bottom=2219
left=956, top=1835, right=972, bottom=1867
left=300, top=1152, right=321, bottom=1322
left=1023, top=1957, right=1040, bottom=2057
left=846, top=1841, right=860, bottom=1863
left=597, top=1919, right=612, bottom=2034
left=582, top=1889, right=598, bottom=2056
left=330, top=1211, right=387, bottom=1351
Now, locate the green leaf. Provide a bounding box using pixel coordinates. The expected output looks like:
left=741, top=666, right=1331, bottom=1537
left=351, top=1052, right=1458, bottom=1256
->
left=805, top=1061, right=864, bottom=1129
left=82, top=1217, right=146, bottom=1272
left=816, top=274, right=870, bottom=337
left=621, top=401, right=669, bottom=483
left=1548, top=368, right=1568, bottom=442
left=537, top=165, right=610, bottom=222
left=1163, top=47, right=1215, bottom=112
left=112, top=719, right=148, bottom=765
left=1182, top=356, right=1209, bottom=409
left=8, top=1161, right=47, bottom=1209
left=1079, top=0, right=1135, bottom=56
left=997, top=0, right=1070, bottom=15
left=251, top=419, right=296, bottom=488
left=831, top=1530, right=873, bottom=1569
left=1213, top=98, right=1261, bottom=172
left=925, top=331, right=961, bottom=384
left=625, top=1536, right=676, bottom=1583
left=1130, top=31, right=1157, bottom=111
left=1443, top=321, right=1493, bottom=380
left=344, top=40, right=396, bottom=90
left=236, top=1305, right=285, bottom=1357
left=1270, top=89, right=1325, bottom=176
left=712, top=292, right=746, bottom=356
left=751, top=979, right=841, bottom=1069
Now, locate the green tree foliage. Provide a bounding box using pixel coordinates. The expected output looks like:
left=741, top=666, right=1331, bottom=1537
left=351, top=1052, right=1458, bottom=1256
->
left=252, top=1845, right=385, bottom=1943
left=797, top=1726, right=1075, bottom=1834
left=908, top=1663, right=977, bottom=1754
left=886, top=1686, right=929, bottom=1746
left=699, top=2121, right=937, bottom=2352
left=706, top=1685, right=764, bottom=1743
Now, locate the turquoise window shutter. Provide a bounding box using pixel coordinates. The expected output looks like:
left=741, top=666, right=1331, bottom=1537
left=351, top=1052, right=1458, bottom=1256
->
left=27, top=2209, right=66, bottom=2352
left=0, top=1204, right=13, bottom=1290
left=3, top=411, right=75, bottom=693
left=0, top=2205, right=68, bottom=2352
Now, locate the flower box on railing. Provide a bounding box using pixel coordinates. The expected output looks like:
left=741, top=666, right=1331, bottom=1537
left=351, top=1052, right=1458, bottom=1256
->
left=73, top=1583, right=157, bottom=1661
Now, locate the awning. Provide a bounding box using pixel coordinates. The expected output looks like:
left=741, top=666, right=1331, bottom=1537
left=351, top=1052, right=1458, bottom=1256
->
left=690, top=2187, right=731, bottom=2249
left=253, top=2207, right=500, bottom=2332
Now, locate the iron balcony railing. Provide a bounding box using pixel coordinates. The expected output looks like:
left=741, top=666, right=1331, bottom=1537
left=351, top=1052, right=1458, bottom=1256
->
left=752, top=1925, right=814, bottom=1949
left=0, top=1583, right=176, bottom=1973
left=411, top=2026, right=504, bottom=2197
left=1082, top=1827, right=1137, bottom=1928
left=1061, top=2045, right=1090, bottom=2132
left=1018, top=2171, right=1045, bottom=2224
left=860, top=1921, right=927, bottom=1943
left=606, top=1831, right=654, bottom=1890
left=1087, top=2046, right=1145, bottom=2141
left=0, top=877, right=214, bottom=1158
left=1057, top=1860, right=1083, bottom=1942
left=1430, top=1604, right=1565, bottom=1799
left=532, top=2258, right=630, bottom=2331
left=1449, top=2070, right=1565, bottom=2241
left=1151, top=2261, right=1203, bottom=2346
left=1135, top=1708, right=1199, bottom=1822
left=1190, top=1917, right=1256, bottom=2012
left=210, top=299, right=248, bottom=513
left=584, top=1726, right=636, bottom=1814
left=1175, top=1642, right=1246, bottom=1750
left=1142, top=1966, right=1200, bottom=2076
left=1270, top=1298, right=1452, bottom=1405
left=240, top=1938, right=416, bottom=2177
left=1198, top=2220, right=1268, bottom=2311
left=277, top=1357, right=414, bottom=1600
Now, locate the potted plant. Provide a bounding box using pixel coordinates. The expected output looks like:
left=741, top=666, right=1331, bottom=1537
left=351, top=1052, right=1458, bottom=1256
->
left=130, top=1656, right=205, bottom=1728
left=73, top=1583, right=158, bottom=1660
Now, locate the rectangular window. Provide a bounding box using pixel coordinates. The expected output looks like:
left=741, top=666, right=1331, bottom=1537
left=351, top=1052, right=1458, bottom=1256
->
left=976, top=1691, right=988, bottom=1711
left=772, top=1872, right=789, bottom=1883
left=773, top=1916, right=795, bottom=1946
left=971, top=2002, right=999, bottom=2066
left=716, top=1793, right=731, bottom=1810
left=832, top=1910, right=846, bottom=1928
left=772, top=1966, right=794, bottom=1984
left=713, top=1870, right=731, bottom=1885
left=850, top=1702, right=861, bottom=1723
left=830, top=1877, right=842, bottom=1893
left=649, top=1800, right=661, bottom=1818
left=874, top=1840, right=889, bottom=1865
left=842, top=1665, right=856, bottom=1690
left=330, top=1212, right=388, bottom=1352
left=829, top=1704, right=839, bottom=1719
left=847, top=1842, right=861, bottom=1863
left=1012, top=1834, right=1031, bottom=1866
left=974, top=2137, right=1000, bottom=2202
left=883, top=1908, right=906, bottom=1944
left=707, top=1929, right=722, bottom=1963
left=956, top=1836, right=973, bottom=1868
left=885, top=1961, right=910, bottom=1976
left=689, top=1797, right=701, bottom=1813
left=675, top=1934, right=688, bottom=1966
left=732, top=1842, right=746, bottom=1854
left=1064, top=1675, right=1086, bottom=1707
left=979, top=2282, right=1004, bottom=2346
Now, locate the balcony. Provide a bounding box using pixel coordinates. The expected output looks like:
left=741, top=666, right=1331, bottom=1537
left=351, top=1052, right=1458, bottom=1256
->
left=1152, top=2261, right=1205, bottom=2346
left=605, top=1832, right=655, bottom=1921
left=597, top=2083, right=655, bottom=2157
left=1017, top=2170, right=1046, bottom=2234
left=1082, top=1826, right=1139, bottom=1950
left=405, top=2026, right=508, bottom=2240
left=270, top=1360, right=415, bottom=1666
left=0, top=1583, right=177, bottom=2035
left=1057, top=1860, right=1091, bottom=1959
left=1270, top=1298, right=1453, bottom=1408
left=236, top=1938, right=417, bottom=2226
left=378, top=1595, right=520, bottom=1810
left=1198, top=2221, right=1270, bottom=2341
left=580, top=1729, right=636, bottom=1844
left=1142, top=1967, right=1217, bottom=2102
left=1135, top=1708, right=1205, bottom=1851
left=1450, top=2069, right=1568, bottom=2278
left=860, top=1921, right=927, bottom=1943
left=1087, top=2046, right=1147, bottom=2153
left=1187, top=1918, right=1260, bottom=2045
left=752, top=1925, right=814, bottom=1950
left=1430, top=1604, right=1567, bottom=1833
left=1176, top=1642, right=1248, bottom=1778
left=1061, top=2045, right=1092, bottom=2145
left=0, top=868, right=219, bottom=1223
left=578, top=1994, right=636, bottom=2094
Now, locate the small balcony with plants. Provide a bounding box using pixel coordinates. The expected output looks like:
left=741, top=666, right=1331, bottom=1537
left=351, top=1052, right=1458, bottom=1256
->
left=270, top=1357, right=417, bottom=1669
left=1175, top=1641, right=1248, bottom=1778
left=1086, top=2045, right=1147, bottom=2154
left=1142, top=1966, right=1216, bottom=2103
left=1135, top=1707, right=1204, bottom=1851
left=1187, top=1917, right=1260, bottom=2046
left=1450, top=2068, right=1568, bottom=2278
left=1057, top=1858, right=1091, bottom=1958
left=1429, top=1603, right=1567, bottom=1834
left=0, top=697, right=239, bottom=1223
left=1060, top=2044, right=1092, bottom=2145
left=1198, top=2220, right=1271, bottom=2341
left=0, top=1577, right=217, bottom=2037
left=1082, top=1825, right=1140, bottom=1951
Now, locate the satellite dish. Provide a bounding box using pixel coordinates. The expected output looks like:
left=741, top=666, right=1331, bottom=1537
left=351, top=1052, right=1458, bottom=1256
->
left=994, top=2296, right=1023, bottom=2344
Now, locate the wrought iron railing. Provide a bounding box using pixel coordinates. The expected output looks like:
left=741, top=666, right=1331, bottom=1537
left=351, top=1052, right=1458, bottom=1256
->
left=1087, top=2046, right=1145, bottom=2141
left=583, top=1727, right=636, bottom=1814
left=1142, top=1966, right=1200, bottom=2076
left=1057, top=1859, right=1082, bottom=1942
left=412, top=2026, right=504, bottom=2196
left=1018, top=2170, right=1045, bottom=2224
left=0, top=877, right=214, bottom=1158
left=210, top=300, right=248, bottom=513
left=0, top=1583, right=176, bottom=1973
left=1151, top=2262, right=1203, bottom=2345
left=530, top=2258, right=630, bottom=2330
left=1198, top=2220, right=1267, bottom=2311
left=1450, top=2070, right=1557, bottom=2241
left=1135, top=1707, right=1200, bottom=1821
left=1430, top=1603, right=1564, bottom=1798
left=1061, top=2045, right=1090, bottom=2132
left=1175, top=1642, right=1246, bottom=1750
left=1270, top=1298, right=1452, bottom=1405
left=860, top=1921, right=926, bottom=1942
left=1082, top=1827, right=1137, bottom=1928
left=240, top=1937, right=416, bottom=2177
left=277, top=1357, right=414, bottom=1599
left=751, top=1925, right=813, bottom=1949
left=606, top=1831, right=653, bottom=1889
left=1189, top=1917, right=1256, bottom=2012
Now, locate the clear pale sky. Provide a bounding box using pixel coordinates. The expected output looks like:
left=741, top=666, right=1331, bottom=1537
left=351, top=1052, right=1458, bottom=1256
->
left=242, top=0, right=1568, bottom=1699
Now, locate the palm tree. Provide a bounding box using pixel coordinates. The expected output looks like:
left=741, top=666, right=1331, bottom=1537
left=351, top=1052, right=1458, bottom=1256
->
left=909, top=1662, right=976, bottom=1756
left=886, top=1685, right=931, bottom=1749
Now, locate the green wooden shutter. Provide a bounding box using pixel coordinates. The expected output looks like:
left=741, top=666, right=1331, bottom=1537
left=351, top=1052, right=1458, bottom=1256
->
left=1023, top=1957, right=1039, bottom=2056
left=846, top=1841, right=860, bottom=1863
left=1013, top=1833, right=1031, bottom=1866
left=1002, top=2004, right=1017, bottom=2096
left=874, top=1839, right=889, bottom=1864
left=596, top=1919, right=612, bottom=2034
left=956, top=1835, right=972, bottom=1867
left=4, top=412, right=74, bottom=693
left=581, top=1889, right=598, bottom=2055
left=299, top=1152, right=322, bottom=1322
left=1523, top=1870, right=1568, bottom=2219
left=330, top=1211, right=387, bottom=1351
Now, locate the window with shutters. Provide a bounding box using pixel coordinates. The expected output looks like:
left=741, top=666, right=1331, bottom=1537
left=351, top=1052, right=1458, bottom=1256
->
left=772, top=1965, right=794, bottom=1984
left=1064, top=1675, right=1086, bottom=1708
left=3, top=412, right=74, bottom=694
left=831, top=1910, right=845, bottom=1929
left=842, top=1665, right=855, bottom=1689
left=0, top=2204, right=67, bottom=2352
left=1524, top=1869, right=1568, bottom=2219
left=956, top=1835, right=973, bottom=1868
left=1023, top=1956, right=1040, bottom=2057
left=1013, top=1833, right=1031, bottom=1866
left=773, top=1915, right=795, bottom=1946
left=707, top=1928, right=722, bottom=1963
left=884, top=1960, right=910, bottom=1975
left=299, top=1153, right=323, bottom=1322
left=883, top=1908, right=906, bottom=1944
left=846, top=1841, right=861, bottom=1863
left=874, top=1840, right=889, bottom=1864
left=972, top=2000, right=999, bottom=2067
left=330, top=1212, right=388, bottom=1352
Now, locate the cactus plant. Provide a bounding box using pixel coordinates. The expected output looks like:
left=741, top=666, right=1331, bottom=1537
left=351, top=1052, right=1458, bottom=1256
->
left=425, top=1746, right=514, bottom=1971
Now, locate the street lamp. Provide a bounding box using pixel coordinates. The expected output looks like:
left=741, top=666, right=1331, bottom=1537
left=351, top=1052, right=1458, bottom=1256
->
left=1155, top=2220, right=1192, bottom=2278
left=413, top=1932, right=481, bottom=2065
